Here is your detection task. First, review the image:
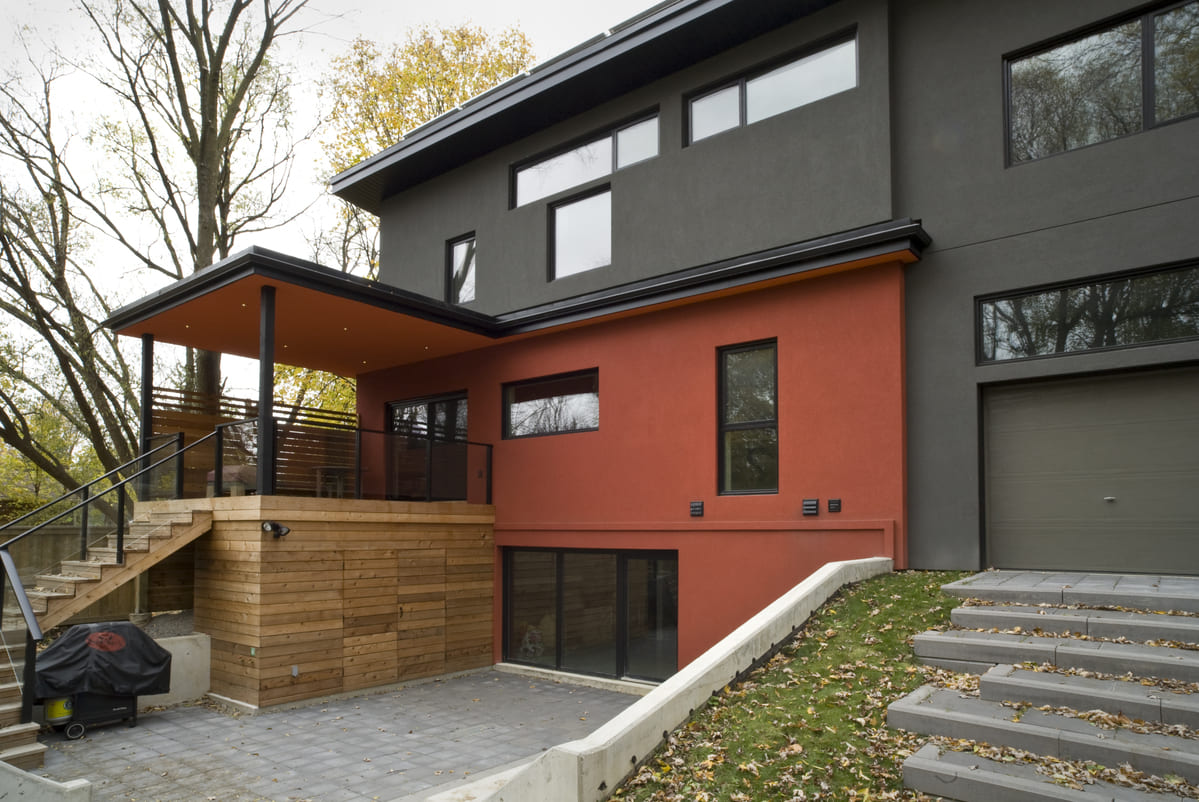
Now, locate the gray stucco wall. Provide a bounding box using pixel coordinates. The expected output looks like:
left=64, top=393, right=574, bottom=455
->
left=377, top=0, right=892, bottom=314
left=892, top=0, right=1199, bottom=569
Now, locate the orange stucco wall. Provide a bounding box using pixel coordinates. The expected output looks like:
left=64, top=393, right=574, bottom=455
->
left=357, top=262, right=908, bottom=669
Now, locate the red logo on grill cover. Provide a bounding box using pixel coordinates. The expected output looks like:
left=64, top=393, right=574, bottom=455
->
left=85, top=631, right=126, bottom=652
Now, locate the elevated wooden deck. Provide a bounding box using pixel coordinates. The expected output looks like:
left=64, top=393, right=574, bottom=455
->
left=143, top=495, right=496, bottom=709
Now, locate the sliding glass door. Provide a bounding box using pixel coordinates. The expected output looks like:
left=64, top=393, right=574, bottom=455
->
left=504, top=548, right=678, bottom=681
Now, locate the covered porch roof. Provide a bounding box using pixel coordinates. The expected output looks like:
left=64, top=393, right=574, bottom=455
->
left=104, top=248, right=499, bottom=376
left=104, top=219, right=931, bottom=377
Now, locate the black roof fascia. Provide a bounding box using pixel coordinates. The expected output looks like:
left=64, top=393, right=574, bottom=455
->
left=105, top=219, right=928, bottom=343
left=102, top=246, right=499, bottom=337
left=492, top=218, right=931, bottom=334
left=330, top=0, right=839, bottom=213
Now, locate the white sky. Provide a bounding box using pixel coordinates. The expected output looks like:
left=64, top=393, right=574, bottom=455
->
left=1, top=0, right=656, bottom=70
left=0, top=0, right=656, bottom=392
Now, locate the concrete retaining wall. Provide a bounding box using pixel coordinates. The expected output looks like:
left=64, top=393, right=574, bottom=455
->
left=429, top=557, right=893, bottom=802
left=0, top=761, right=90, bottom=801
left=142, top=633, right=210, bottom=709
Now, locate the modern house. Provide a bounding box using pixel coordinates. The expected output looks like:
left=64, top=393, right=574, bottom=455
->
left=4, top=0, right=1197, bottom=745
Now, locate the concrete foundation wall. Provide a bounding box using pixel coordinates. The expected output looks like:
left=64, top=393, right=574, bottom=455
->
left=428, top=557, right=892, bottom=802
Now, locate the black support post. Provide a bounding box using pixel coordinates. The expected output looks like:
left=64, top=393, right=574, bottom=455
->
left=257, top=286, right=277, bottom=496
left=139, top=334, right=154, bottom=500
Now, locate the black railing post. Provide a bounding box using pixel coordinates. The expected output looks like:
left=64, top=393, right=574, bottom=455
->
left=213, top=428, right=224, bottom=498
left=486, top=445, right=493, bottom=505
left=139, top=333, right=154, bottom=501
left=79, top=484, right=90, bottom=560
left=355, top=429, right=363, bottom=500
left=174, top=432, right=185, bottom=500
left=21, top=628, right=36, bottom=724
left=116, top=484, right=126, bottom=565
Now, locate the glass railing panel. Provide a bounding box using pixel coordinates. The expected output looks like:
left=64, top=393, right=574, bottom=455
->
left=212, top=421, right=258, bottom=497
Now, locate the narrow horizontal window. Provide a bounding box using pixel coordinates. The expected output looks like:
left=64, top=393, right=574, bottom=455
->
left=551, top=188, right=611, bottom=279
left=688, top=35, right=858, bottom=144
left=1007, top=1, right=1199, bottom=164
left=514, top=113, right=659, bottom=206
left=516, top=137, right=611, bottom=207
left=978, top=263, right=1199, bottom=362
left=504, top=369, right=599, bottom=438
left=447, top=235, right=476, bottom=304
left=746, top=38, right=857, bottom=124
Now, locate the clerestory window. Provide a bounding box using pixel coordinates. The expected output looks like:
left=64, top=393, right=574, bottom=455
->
left=687, top=36, right=858, bottom=144
left=513, top=114, right=659, bottom=207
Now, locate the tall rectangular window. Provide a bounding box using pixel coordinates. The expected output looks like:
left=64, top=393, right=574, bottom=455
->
left=688, top=36, right=858, bottom=143
left=550, top=188, right=611, bottom=279
left=504, top=369, right=599, bottom=438
left=1007, top=1, right=1199, bottom=163
left=386, top=393, right=469, bottom=501
left=447, top=235, right=476, bottom=304
left=718, top=341, right=778, bottom=494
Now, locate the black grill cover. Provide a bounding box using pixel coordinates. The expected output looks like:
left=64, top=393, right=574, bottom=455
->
left=35, top=622, right=171, bottom=697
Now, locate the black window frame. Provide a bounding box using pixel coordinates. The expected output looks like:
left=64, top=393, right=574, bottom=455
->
left=547, top=184, right=612, bottom=282
left=975, top=260, right=1199, bottom=364
left=1004, top=0, right=1199, bottom=166
left=502, top=546, right=679, bottom=682
left=445, top=232, right=477, bottom=305
left=502, top=367, right=600, bottom=440
left=509, top=108, right=659, bottom=209
left=386, top=391, right=470, bottom=442
left=684, top=29, right=858, bottom=145
left=717, top=339, right=779, bottom=495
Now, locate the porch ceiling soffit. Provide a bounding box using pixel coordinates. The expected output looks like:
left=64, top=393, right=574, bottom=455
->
left=104, top=218, right=930, bottom=375
left=103, top=247, right=498, bottom=377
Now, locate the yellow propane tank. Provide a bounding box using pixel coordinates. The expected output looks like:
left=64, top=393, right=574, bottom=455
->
left=45, top=696, right=73, bottom=725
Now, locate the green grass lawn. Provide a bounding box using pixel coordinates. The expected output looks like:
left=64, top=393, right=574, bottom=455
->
left=613, top=570, right=968, bottom=802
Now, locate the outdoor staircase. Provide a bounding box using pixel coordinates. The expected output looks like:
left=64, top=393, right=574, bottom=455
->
left=0, top=507, right=212, bottom=769
left=0, top=633, right=42, bottom=770
left=889, top=571, right=1199, bottom=801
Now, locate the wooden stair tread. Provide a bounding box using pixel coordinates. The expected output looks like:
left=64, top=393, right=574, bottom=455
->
left=0, top=740, right=47, bottom=770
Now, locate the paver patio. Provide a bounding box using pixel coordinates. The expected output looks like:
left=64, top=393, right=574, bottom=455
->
left=33, top=668, right=640, bottom=801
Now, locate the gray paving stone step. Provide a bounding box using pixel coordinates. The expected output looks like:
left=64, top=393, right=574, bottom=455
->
left=903, top=743, right=1179, bottom=802
left=953, top=605, right=1199, bottom=644
left=915, top=630, right=1199, bottom=682
left=889, top=685, right=1199, bottom=784
left=943, top=573, right=1199, bottom=614
left=981, top=664, right=1199, bottom=729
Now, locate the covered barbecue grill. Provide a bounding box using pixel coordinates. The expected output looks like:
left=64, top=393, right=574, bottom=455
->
left=36, top=621, right=171, bottom=739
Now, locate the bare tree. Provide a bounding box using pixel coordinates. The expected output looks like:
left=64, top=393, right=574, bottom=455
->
left=81, top=0, right=310, bottom=397
left=0, top=0, right=309, bottom=501
left=0, top=63, right=140, bottom=485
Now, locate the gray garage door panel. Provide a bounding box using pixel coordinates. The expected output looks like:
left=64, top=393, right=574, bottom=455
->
left=985, top=368, right=1199, bottom=574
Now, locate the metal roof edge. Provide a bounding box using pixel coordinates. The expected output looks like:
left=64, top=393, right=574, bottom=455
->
left=327, top=0, right=732, bottom=201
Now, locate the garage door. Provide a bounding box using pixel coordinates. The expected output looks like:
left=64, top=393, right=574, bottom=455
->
left=984, top=367, right=1199, bottom=574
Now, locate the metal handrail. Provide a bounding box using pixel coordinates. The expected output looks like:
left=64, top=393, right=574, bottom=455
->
left=1, top=427, right=208, bottom=551
left=0, top=436, right=186, bottom=534
left=0, top=550, right=42, bottom=640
